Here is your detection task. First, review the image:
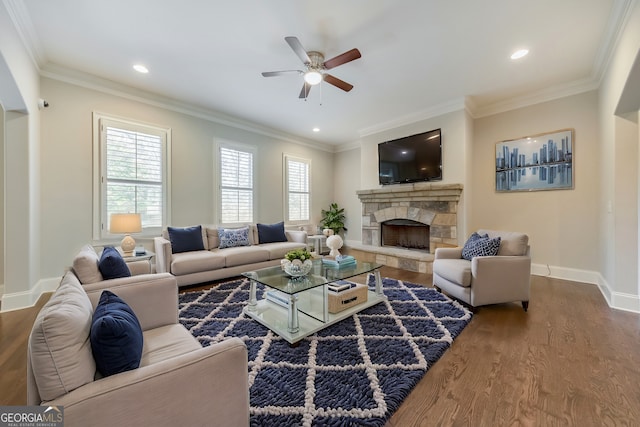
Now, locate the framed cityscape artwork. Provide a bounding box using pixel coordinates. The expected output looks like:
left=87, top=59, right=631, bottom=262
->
left=495, top=128, right=574, bottom=192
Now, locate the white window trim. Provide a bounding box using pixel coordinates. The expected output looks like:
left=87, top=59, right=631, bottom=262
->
left=213, top=138, right=258, bottom=225
left=283, top=153, right=311, bottom=224
left=92, top=112, right=172, bottom=241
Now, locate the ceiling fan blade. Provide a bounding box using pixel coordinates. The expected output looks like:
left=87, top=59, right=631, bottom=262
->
left=298, top=82, right=312, bottom=98
left=324, top=74, right=354, bottom=92
left=323, top=48, right=361, bottom=70
left=285, top=36, right=311, bottom=64
left=261, top=70, right=302, bottom=77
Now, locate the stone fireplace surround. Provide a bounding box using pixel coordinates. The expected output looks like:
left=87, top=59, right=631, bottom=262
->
left=349, top=183, right=463, bottom=273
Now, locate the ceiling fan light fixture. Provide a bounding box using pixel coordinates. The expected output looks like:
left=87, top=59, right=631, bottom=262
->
left=304, top=70, right=323, bottom=85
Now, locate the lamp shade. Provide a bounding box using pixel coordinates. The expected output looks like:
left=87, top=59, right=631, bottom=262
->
left=110, top=213, right=142, bottom=234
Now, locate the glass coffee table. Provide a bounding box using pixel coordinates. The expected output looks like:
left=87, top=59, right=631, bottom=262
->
left=242, top=258, right=385, bottom=344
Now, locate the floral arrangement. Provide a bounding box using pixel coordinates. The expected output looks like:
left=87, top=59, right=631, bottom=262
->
left=284, top=248, right=312, bottom=262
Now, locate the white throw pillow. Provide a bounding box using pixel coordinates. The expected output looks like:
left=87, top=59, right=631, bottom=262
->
left=72, top=244, right=103, bottom=284
left=29, top=272, right=96, bottom=402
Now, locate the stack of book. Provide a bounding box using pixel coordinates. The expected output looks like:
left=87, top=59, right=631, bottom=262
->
left=321, top=255, right=356, bottom=269
left=327, top=280, right=357, bottom=293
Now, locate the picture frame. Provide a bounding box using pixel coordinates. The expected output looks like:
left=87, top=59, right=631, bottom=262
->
left=495, top=128, right=574, bottom=192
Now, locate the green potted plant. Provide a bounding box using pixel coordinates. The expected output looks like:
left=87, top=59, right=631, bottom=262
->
left=320, top=203, right=347, bottom=236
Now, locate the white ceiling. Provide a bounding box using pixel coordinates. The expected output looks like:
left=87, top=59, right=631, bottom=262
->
left=10, top=0, right=627, bottom=145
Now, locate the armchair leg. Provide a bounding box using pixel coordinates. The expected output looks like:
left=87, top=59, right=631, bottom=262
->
left=522, top=301, right=529, bottom=312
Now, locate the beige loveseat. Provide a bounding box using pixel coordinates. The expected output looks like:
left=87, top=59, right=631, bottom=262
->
left=154, top=224, right=307, bottom=287
left=27, top=257, right=249, bottom=426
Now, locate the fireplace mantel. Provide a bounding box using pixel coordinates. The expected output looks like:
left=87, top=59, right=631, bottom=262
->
left=356, top=183, right=463, bottom=203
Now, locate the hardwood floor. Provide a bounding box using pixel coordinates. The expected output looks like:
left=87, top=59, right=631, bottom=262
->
left=2, top=268, right=639, bottom=426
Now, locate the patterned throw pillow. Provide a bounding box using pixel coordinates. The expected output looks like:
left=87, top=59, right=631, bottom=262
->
left=218, top=226, right=251, bottom=249
left=462, top=236, right=502, bottom=260
left=461, top=232, right=487, bottom=260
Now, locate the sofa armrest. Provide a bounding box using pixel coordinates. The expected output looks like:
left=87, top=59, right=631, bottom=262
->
left=82, top=273, right=178, bottom=330
left=154, top=236, right=172, bottom=274
left=47, top=338, right=249, bottom=427
left=285, top=229, right=307, bottom=244
left=434, top=247, right=463, bottom=260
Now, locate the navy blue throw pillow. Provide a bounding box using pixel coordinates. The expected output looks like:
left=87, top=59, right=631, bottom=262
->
left=168, top=225, right=205, bottom=253
left=462, top=236, right=501, bottom=260
left=257, top=221, right=288, bottom=244
left=98, top=246, right=131, bottom=279
left=90, top=290, right=143, bottom=377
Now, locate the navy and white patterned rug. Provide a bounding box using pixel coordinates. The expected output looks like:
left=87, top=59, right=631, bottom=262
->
left=178, top=275, right=472, bottom=426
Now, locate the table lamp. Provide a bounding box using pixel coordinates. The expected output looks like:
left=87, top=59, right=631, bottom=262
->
left=110, top=213, right=142, bottom=255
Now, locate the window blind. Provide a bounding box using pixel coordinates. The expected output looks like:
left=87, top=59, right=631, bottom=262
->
left=220, top=146, right=254, bottom=223
left=287, top=157, right=309, bottom=221
left=105, top=126, right=163, bottom=229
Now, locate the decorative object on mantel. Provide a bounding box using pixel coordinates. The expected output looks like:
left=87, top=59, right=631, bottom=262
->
left=178, top=275, right=473, bottom=426
left=109, top=213, right=142, bottom=255
left=326, top=234, right=344, bottom=257
left=281, top=248, right=313, bottom=277
left=495, top=128, right=574, bottom=192
left=320, top=202, right=347, bottom=236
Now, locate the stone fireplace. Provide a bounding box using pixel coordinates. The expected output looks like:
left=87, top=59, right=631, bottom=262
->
left=351, top=183, right=463, bottom=273
left=381, top=219, right=430, bottom=251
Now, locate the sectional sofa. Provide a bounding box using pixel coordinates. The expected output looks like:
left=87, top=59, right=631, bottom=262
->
left=154, top=223, right=308, bottom=287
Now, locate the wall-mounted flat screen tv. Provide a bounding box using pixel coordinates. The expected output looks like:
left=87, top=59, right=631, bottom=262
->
left=378, top=128, right=442, bottom=185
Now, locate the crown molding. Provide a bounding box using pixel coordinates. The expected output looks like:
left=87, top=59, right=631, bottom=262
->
left=357, top=98, right=467, bottom=138
left=592, top=0, right=637, bottom=84
left=40, top=63, right=336, bottom=153
left=3, top=0, right=46, bottom=68
left=472, top=77, right=600, bottom=118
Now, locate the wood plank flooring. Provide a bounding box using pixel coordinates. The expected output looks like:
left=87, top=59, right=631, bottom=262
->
left=1, top=268, right=639, bottom=426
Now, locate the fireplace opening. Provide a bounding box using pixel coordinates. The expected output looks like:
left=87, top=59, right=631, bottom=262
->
left=381, top=219, right=429, bottom=251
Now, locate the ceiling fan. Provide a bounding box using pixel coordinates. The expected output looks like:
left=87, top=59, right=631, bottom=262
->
left=262, top=36, right=361, bottom=99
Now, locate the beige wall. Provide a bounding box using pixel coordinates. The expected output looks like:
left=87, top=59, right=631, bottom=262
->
left=472, top=91, right=600, bottom=272
left=38, top=77, right=335, bottom=278
left=0, top=1, right=42, bottom=311
left=334, top=146, right=361, bottom=243
left=598, top=0, right=640, bottom=309
left=356, top=109, right=471, bottom=242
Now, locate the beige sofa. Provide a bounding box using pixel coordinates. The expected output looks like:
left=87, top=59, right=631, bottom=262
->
left=432, top=229, right=531, bottom=311
left=154, top=224, right=307, bottom=287
left=27, top=254, right=249, bottom=426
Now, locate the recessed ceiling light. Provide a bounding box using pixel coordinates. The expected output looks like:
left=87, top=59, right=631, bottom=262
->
left=133, top=64, right=149, bottom=74
left=510, top=49, right=529, bottom=60
left=312, top=127, right=320, bottom=132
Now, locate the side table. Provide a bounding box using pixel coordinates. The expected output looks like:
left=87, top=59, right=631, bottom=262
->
left=122, top=251, right=155, bottom=274
left=307, top=234, right=327, bottom=255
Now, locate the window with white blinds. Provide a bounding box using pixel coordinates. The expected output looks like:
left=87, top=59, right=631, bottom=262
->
left=285, top=155, right=310, bottom=222
left=93, top=114, right=170, bottom=239
left=219, top=145, right=255, bottom=223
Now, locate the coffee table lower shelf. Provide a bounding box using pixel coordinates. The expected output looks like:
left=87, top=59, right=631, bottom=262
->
left=243, top=290, right=385, bottom=344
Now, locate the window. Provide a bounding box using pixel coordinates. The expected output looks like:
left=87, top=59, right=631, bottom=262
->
left=285, top=155, right=310, bottom=222
left=93, top=113, right=170, bottom=239
left=218, top=143, right=255, bottom=223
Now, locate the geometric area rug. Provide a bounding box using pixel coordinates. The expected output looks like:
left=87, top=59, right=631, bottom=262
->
left=178, top=275, right=473, bottom=426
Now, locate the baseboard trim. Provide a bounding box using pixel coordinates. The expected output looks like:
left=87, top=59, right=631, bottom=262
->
left=531, top=263, right=639, bottom=313
left=0, top=277, right=60, bottom=312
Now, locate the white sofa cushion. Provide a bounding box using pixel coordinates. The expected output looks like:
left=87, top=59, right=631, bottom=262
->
left=216, top=246, right=270, bottom=267
left=140, top=324, right=202, bottom=367
left=171, top=251, right=225, bottom=276
left=433, top=259, right=472, bottom=287
left=72, top=244, right=103, bottom=284
left=29, top=272, right=96, bottom=401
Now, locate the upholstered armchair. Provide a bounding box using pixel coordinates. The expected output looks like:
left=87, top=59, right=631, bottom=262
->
left=433, top=229, right=531, bottom=311
left=27, top=270, right=250, bottom=426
